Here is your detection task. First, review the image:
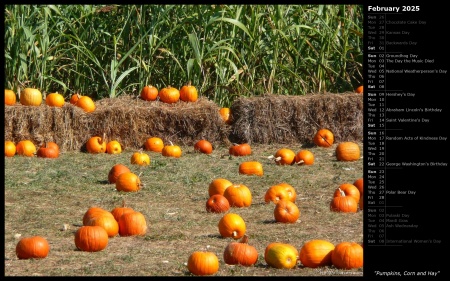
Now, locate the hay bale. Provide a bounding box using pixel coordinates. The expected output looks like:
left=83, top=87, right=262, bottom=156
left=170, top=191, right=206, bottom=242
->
left=4, top=104, right=91, bottom=152
left=87, top=95, right=230, bottom=150
left=228, top=92, right=363, bottom=145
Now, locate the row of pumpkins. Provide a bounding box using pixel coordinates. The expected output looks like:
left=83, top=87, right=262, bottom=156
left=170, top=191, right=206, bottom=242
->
left=11, top=127, right=363, bottom=275
left=4, top=85, right=232, bottom=124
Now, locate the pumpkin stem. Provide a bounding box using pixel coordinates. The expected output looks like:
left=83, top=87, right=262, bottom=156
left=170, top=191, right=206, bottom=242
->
left=121, top=199, right=126, bottom=208
left=267, top=155, right=275, bottom=160
left=295, top=160, right=305, bottom=165
left=239, top=235, right=249, bottom=244
left=338, top=188, right=346, bottom=197
left=101, top=132, right=107, bottom=144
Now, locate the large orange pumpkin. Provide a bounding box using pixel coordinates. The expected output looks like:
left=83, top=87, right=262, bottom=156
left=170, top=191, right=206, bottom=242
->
left=20, top=88, right=42, bottom=106
left=194, top=139, right=213, bottom=154
left=264, top=184, right=290, bottom=204
left=218, top=213, right=246, bottom=239
left=110, top=200, right=135, bottom=222
left=16, top=140, right=36, bottom=157
left=239, top=161, right=263, bottom=176
left=130, top=151, right=150, bottom=166
left=274, top=199, right=300, bottom=223
left=270, top=148, right=296, bottom=165
left=353, top=177, right=364, bottom=195
left=84, top=212, right=119, bottom=237
left=37, top=142, right=59, bottom=158
left=74, top=225, right=108, bottom=252
left=223, top=235, right=258, bottom=266
left=162, top=141, right=182, bottom=158
left=140, top=85, right=159, bottom=101
left=5, top=141, right=16, bottom=157
left=45, top=92, right=65, bottom=107
left=313, top=129, right=334, bottom=147
left=179, top=81, right=198, bottom=102
left=229, top=143, right=252, bottom=156
left=223, top=184, right=252, bottom=208
left=187, top=251, right=219, bottom=276
left=86, top=135, right=106, bottom=153
left=336, top=142, right=361, bottom=161
left=106, top=140, right=122, bottom=154
left=294, top=150, right=315, bottom=165
left=333, top=183, right=360, bottom=204
left=76, top=96, right=96, bottom=112
left=299, top=239, right=335, bottom=268
left=108, top=164, right=131, bottom=184
left=116, top=172, right=142, bottom=192
left=144, top=137, right=164, bottom=152
left=206, top=194, right=230, bottom=213
left=16, top=236, right=50, bottom=259
left=208, top=178, right=233, bottom=197
left=331, top=242, right=363, bottom=269
left=118, top=211, right=147, bottom=236
left=330, top=190, right=358, bottom=213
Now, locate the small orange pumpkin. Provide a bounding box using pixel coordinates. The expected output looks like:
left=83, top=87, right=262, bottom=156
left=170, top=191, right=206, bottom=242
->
left=144, top=137, right=164, bottom=152
left=76, top=95, right=96, bottom=112
left=5, top=141, right=16, bottom=157
left=206, top=194, right=230, bottom=213
left=333, top=183, right=360, bottom=204
left=5, top=89, right=17, bottom=105
left=86, top=135, right=106, bottom=153
left=116, top=172, right=142, bottom=192
left=194, top=139, right=213, bottom=154
left=219, top=107, right=231, bottom=124
left=37, top=142, right=59, bottom=158
left=336, top=142, right=360, bottom=161
left=106, top=140, right=122, bottom=154
left=294, top=150, right=315, bottom=165
left=130, top=151, right=150, bottom=166
left=84, top=212, right=119, bottom=238
left=108, top=164, right=131, bottom=184
left=45, top=92, right=65, bottom=107
left=187, top=251, right=219, bottom=276
left=313, top=129, right=334, bottom=147
left=330, top=189, right=358, bottom=213
left=264, top=184, right=290, bottom=204
left=162, top=141, right=182, bottom=158
left=70, top=93, right=81, bottom=104
left=355, top=85, right=363, bottom=94
left=353, top=177, right=364, bottom=195
left=179, top=81, right=198, bottom=102
left=140, top=85, right=159, bottom=101
left=229, top=143, right=252, bottom=156
left=218, top=213, right=246, bottom=239
left=269, top=148, right=296, bottom=165
left=331, top=242, right=363, bottom=269
left=274, top=199, right=300, bottom=223
left=16, top=236, right=50, bottom=259
left=239, top=161, right=263, bottom=176
left=158, top=85, right=180, bottom=103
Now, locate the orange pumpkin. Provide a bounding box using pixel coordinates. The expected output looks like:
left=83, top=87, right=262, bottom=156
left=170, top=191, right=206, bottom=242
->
left=158, top=86, right=180, bottom=103
left=74, top=225, right=108, bottom=252
left=130, top=151, right=150, bottom=166
left=206, top=194, right=230, bottom=213
left=20, top=88, right=42, bottom=106
left=274, top=199, right=300, bottom=223
left=355, top=85, right=363, bottom=94
left=118, top=211, right=147, bottom=236
left=86, top=135, right=106, bottom=153
left=277, top=182, right=297, bottom=202
left=331, top=242, right=363, bottom=269
left=16, top=140, right=36, bottom=157
left=110, top=201, right=135, bottom=222
left=140, top=85, right=159, bottom=101
left=239, top=161, right=263, bottom=176
left=353, top=177, right=364, bottom=195
left=218, top=213, right=246, bottom=239
left=330, top=189, right=358, bottom=213
left=106, top=140, right=122, bottom=154
left=5, top=141, right=16, bottom=157
left=16, top=236, right=50, bottom=259
left=223, top=184, right=252, bottom=208
left=313, top=129, right=334, bottom=147
left=264, top=184, right=290, bottom=204
left=45, top=92, right=65, bottom=107
left=108, top=164, right=131, bottom=184
left=179, top=81, right=198, bottom=102
left=5, top=89, right=16, bottom=105
left=162, top=141, right=182, bottom=158
left=208, top=178, right=233, bottom=196
left=84, top=212, right=119, bottom=237
left=223, top=235, right=258, bottom=266
left=270, top=148, right=296, bottom=165
left=37, top=142, right=59, bottom=158
left=333, top=183, right=360, bottom=204
left=194, top=139, right=213, bottom=154
left=76, top=95, right=96, bottom=112
left=336, top=142, right=360, bottom=161
left=144, top=137, right=164, bottom=152
left=294, top=150, right=315, bottom=165
left=187, top=251, right=219, bottom=276
left=70, top=93, right=81, bottom=104
left=219, top=107, right=231, bottom=124
left=116, top=172, right=142, bottom=192
left=229, top=143, right=252, bottom=156
left=82, top=207, right=112, bottom=225
left=299, top=239, right=335, bottom=268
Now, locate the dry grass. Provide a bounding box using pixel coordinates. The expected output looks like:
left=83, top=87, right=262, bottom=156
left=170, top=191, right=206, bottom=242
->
left=4, top=142, right=363, bottom=277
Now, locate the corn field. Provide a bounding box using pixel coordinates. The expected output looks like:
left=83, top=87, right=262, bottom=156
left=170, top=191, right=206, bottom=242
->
left=4, top=4, right=363, bottom=107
